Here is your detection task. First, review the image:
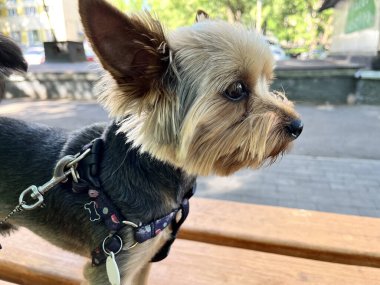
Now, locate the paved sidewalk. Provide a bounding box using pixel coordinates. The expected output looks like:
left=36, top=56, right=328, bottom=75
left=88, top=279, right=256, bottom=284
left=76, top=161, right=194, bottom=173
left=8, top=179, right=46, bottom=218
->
left=0, top=99, right=379, bottom=217
left=198, top=155, right=380, bottom=217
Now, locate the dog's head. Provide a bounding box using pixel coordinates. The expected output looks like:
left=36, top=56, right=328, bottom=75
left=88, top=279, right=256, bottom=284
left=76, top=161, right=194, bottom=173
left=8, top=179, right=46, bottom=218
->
left=79, top=0, right=303, bottom=176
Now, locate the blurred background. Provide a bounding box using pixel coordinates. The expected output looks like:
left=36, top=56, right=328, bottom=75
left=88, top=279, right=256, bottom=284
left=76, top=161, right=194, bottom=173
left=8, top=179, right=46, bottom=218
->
left=0, top=0, right=375, bottom=63
left=0, top=0, right=379, bottom=218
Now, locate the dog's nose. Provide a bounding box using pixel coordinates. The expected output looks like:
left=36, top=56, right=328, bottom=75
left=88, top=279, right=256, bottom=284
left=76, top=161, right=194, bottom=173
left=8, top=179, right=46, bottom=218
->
left=286, top=119, right=303, bottom=139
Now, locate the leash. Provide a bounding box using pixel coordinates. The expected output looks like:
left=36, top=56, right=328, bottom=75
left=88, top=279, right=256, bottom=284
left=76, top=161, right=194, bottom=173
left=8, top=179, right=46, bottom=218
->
left=0, top=148, right=91, bottom=224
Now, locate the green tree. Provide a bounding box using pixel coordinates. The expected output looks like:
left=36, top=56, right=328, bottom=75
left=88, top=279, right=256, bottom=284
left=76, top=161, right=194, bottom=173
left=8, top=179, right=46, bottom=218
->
left=107, top=0, right=334, bottom=54
left=107, top=0, right=128, bottom=11
left=261, top=0, right=333, bottom=54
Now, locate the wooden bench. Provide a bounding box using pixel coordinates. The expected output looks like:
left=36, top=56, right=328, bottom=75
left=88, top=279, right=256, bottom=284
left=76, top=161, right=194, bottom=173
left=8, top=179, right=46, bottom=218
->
left=1, top=198, right=380, bottom=284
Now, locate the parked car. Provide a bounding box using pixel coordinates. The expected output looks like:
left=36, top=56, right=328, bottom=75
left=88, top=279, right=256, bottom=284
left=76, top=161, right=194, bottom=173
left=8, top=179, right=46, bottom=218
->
left=299, top=48, right=327, bottom=60
left=83, top=42, right=96, bottom=62
left=23, top=46, right=45, bottom=65
left=265, top=36, right=287, bottom=61
left=269, top=44, right=287, bottom=61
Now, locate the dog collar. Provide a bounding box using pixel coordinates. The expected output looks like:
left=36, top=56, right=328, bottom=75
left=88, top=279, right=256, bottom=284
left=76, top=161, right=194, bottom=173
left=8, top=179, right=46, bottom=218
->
left=71, top=139, right=196, bottom=265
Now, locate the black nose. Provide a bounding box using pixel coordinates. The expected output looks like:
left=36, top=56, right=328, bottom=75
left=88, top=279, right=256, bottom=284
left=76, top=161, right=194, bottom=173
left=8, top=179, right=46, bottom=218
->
left=286, top=119, right=303, bottom=139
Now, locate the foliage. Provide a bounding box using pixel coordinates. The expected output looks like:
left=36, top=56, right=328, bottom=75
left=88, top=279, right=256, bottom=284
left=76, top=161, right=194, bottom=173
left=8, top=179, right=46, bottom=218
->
left=107, top=0, right=128, bottom=11
left=106, top=0, right=334, bottom=54
left=261, top=0, right=333, bottom=54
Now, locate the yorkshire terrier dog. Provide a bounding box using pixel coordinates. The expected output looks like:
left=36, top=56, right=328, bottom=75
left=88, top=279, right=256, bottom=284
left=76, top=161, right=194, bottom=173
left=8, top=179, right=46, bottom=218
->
left=0, top=0, right=303, bottom=284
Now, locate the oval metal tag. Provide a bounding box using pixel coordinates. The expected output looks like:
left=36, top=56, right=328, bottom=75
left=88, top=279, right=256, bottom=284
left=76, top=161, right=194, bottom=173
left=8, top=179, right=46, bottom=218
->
left=106, top=252, right=120, bottom=285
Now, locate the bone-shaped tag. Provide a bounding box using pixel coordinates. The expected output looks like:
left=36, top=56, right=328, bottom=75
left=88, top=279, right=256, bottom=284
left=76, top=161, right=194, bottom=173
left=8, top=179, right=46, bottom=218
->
left=84, top=201, right=101, bottom=222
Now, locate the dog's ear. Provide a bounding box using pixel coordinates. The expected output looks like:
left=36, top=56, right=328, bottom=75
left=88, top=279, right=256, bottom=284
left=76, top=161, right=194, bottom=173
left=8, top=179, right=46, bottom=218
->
left=0, top=34, right=28, bottom=74
left=0, top=34, right=27, bottom=100
left=195, top=10, right=209, bottom=22
left=79, top=0, right=168, bottom=85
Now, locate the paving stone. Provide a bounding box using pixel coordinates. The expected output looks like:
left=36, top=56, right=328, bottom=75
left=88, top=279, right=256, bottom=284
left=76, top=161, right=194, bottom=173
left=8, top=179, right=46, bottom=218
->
left=198, top=154, right=380, bottom=218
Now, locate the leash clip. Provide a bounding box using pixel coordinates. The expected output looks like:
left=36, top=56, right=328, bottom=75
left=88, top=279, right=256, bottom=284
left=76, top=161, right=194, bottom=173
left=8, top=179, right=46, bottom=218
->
left=18, top=150, right=92, bottom=211
left=19, top=185, right=44, bottom=210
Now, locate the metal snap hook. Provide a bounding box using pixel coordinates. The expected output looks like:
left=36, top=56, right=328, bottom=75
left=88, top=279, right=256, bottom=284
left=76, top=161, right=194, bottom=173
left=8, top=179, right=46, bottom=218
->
left=19, top=186, right=44, bottom=210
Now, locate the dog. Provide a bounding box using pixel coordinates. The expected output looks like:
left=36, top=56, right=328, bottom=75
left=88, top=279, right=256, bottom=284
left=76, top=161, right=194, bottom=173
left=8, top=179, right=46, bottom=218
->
left=0, top=0, right=303, bottom=284
left=0, top=34, right=27, bottom=99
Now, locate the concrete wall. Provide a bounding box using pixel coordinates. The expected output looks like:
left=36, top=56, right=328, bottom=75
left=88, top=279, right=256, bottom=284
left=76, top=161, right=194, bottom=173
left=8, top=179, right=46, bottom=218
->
left=5, top=72, right=98, bottom=100
left=4, top=65, right=380, bottom=105
left=271, top=69, right=358, bottom=104
left=355, top=71, right=380, bottom=104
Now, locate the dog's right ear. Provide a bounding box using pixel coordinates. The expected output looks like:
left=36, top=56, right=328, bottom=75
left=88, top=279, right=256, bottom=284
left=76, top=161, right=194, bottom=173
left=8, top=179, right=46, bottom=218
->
left=195, top=10, right=209, bottom=22
left=79, top=0, right=169, bottom=86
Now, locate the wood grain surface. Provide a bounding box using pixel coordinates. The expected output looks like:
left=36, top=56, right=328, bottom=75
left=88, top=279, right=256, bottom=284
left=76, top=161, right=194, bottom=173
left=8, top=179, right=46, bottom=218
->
left=2, top=229, right=380, bottom=285
left=180, top=198, right=380, bottom=267
left=1, top=198, right=380, bottom=284
left=150, top=239, right=380, bottom=285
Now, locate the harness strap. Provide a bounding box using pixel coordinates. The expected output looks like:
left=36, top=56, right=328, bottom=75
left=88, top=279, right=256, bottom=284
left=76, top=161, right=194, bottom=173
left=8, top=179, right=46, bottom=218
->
left=72, top=138, right=195, bottom=266
left=151, top=186, right=195, bottom=262
left=84, top=190, right=125, bottom=231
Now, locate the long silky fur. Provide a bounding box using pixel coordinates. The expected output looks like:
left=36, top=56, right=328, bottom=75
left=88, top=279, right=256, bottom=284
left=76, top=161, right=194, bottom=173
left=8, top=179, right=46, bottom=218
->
left=0, top=222, right=17, bottom=236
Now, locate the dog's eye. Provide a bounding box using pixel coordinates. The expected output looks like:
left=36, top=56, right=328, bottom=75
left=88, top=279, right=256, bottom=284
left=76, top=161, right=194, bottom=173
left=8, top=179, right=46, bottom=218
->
left=223, top=81, right=249, bottom=101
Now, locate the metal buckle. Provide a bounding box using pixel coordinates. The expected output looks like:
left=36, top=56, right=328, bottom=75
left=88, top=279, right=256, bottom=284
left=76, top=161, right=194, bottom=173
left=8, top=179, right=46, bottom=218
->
left=122, top=221, right=138, bottom=250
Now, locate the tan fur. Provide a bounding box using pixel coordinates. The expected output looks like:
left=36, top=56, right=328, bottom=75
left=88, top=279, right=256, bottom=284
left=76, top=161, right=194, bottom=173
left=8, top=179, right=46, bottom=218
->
left=112, top=20, right=299, bottom=176
left=120, top=229, right=171, bottom=285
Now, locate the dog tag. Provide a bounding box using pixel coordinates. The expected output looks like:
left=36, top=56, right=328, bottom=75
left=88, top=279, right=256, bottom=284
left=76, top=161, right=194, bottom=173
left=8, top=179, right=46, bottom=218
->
left=106, top=252, right=120, bottom=285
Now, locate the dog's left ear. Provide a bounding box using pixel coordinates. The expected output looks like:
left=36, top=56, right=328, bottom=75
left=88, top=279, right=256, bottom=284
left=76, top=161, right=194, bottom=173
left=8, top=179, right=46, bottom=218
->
left=0, top=34, right=27, bottom=100
left=79, top=0, right=168, bottom=86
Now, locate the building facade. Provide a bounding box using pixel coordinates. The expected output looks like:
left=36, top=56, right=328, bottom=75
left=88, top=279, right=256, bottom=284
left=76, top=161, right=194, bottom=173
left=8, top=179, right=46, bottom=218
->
left=0, top=0, right=82, bottom=47
left=329, top=0, right=380, bottom=58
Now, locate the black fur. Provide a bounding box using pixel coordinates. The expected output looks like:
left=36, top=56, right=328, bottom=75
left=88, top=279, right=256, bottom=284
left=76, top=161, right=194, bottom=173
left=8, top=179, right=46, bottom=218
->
left=0, top=117, right=195, bottom=282
left=0, top=34, right=28, bottom=99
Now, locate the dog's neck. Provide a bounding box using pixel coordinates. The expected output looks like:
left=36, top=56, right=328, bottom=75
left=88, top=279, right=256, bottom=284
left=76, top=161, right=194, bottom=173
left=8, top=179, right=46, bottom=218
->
left=98, top=122, right=196, bottom=224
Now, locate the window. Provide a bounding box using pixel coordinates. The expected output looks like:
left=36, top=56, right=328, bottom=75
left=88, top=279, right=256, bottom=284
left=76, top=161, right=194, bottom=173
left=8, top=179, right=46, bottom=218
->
left=7, top=8, right=18, bottom=16
left=28, top=30, right=40, bottom=45
left=24, top=6, right=37, bottom=16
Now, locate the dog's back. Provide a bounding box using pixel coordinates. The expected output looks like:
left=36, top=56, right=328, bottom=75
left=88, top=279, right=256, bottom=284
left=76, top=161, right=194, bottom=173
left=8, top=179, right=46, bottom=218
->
left=0, top=34, right=27, bottom=99
left=0, top=117, right=67, bottom=233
